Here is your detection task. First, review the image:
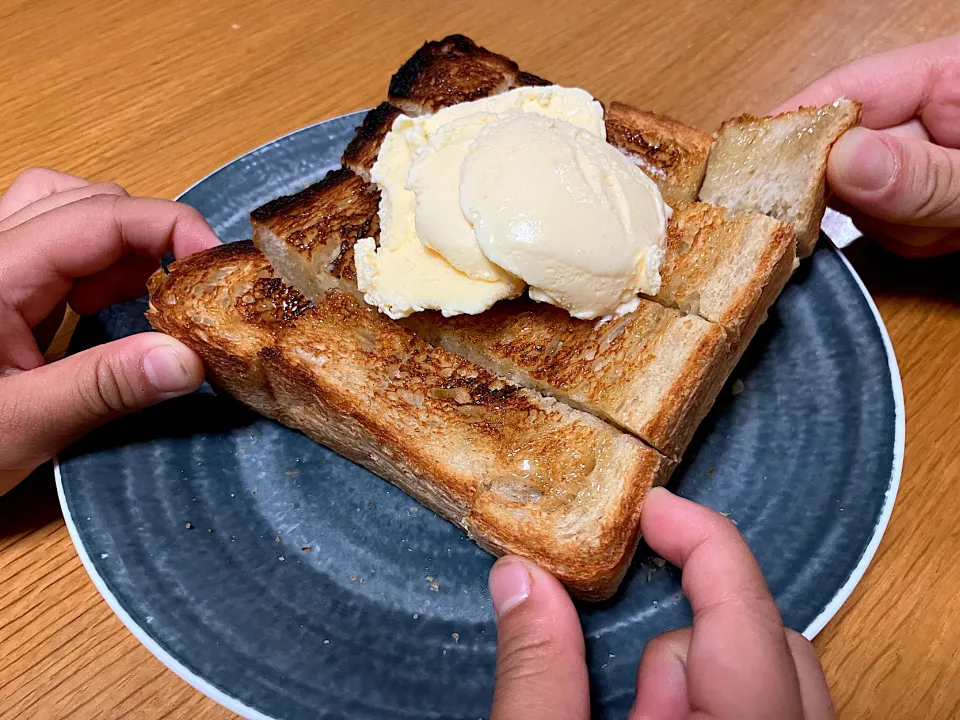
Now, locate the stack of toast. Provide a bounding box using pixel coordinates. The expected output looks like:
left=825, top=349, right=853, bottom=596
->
left=147, top=35, right=859, bottom=600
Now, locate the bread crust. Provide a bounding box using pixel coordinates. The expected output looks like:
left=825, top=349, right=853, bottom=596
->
left=604, top=101, right=713, bottom=207
left=388, top=34, right=519, bottom=116
left=699, top=99, right=861, bottom=257
left=147, top=242, right=674, bottom=600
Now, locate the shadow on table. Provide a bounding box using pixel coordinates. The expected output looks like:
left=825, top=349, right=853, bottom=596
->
left=1, top=388, right=258, bottom=543
left=844, top=239, right=960, bottom=306
left=0, top=463, right=62, bottom=542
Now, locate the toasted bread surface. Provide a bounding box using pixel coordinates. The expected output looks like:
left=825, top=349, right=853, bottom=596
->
left=403, top=298, right=729, bottom=459
left=147, top=242, right=673, bottom=599
left=251, top=170, right=792, bottom=461
left=387, top=34, right=519, bottom=116
left=251, top=167, right=377, bottom=300
left=699, top=99, right=861, bottom=257
left=605, top=102, right=713, bottom=207
left=341, top=102, right=402, bottom=181
left=657, top=203, right=797, bottom=341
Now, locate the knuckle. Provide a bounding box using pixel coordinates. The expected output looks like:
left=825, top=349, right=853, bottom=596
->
left=92, top=181, right=129, bottom=198
left=14, top=166, right=57, bottom=188
left=901, top=143, right=960, bottom=220
left=80, top=352, right=142, bottom=415
left=496, top=621, right=569, bottom=683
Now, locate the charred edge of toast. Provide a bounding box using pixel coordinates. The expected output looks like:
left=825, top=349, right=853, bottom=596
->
left=387, top=34, right=519, bottom=114
left=341, top=102, right=402, bottom=177
left=250, top=167, right=380, bottom=268
left=251, top=167, right=355, bottom=224
left=605, top=102, right=713, bottom=206
left=511, top=70, right=552, bottom=88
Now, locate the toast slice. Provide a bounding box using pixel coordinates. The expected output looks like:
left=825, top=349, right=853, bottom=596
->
left=147, top=242, right=674, bottom=600
left=250, top=167, right=377, bottom=300
left=252, top=170, right=794, bottom=458
left=387, top=34, right=521, bottom=116
left=698, top=100, right=861, bottom=257
left=604, top=101, right=713, bottom=207
left=401, top=299, right=730, bottom=459
left=656, top=203, right=796, bottom=342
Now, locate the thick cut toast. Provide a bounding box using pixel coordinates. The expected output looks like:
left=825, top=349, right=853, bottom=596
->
left=401, top=299, right=730, bottom=459
left=387, top=34, right=521, bottom=116
left=250, top=167, right=376, bottom=298
left=147, top=242, right=673, bottom=600
left=160, top=35, right=855, bottom=599
left=656, top=203, right=796, bottom=342
left=252, top=171, right=794, bottom=459
left=604, top=102, right=713, bottom=207
left=699, top=100, right=861, bottom=257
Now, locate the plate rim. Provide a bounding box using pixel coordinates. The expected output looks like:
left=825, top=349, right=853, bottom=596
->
left=52, top=112, right=905, bottom=719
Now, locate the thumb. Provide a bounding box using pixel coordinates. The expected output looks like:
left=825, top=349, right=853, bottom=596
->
left=0, top=332, right=204, bottom=494
left=828, top=127, right=960, bottom=226
left=488, top=556, right=589, bottom=720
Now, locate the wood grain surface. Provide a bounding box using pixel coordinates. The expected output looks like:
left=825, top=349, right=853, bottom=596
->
left=1, top=1, right=959, bottom=717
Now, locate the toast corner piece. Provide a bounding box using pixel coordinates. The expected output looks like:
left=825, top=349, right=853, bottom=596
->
left=698, top=99, right=861, bottom=258
left=250, top=167, right=379, bottom=302
left=341, top=102, right=402, bottom=180
left=467, top=427, right=675, bottom=601
left=657, top=203, right=797, bottom=343
left=606, top=101, right=714, bottom=207
left=387, top=34, right=519, bottom=115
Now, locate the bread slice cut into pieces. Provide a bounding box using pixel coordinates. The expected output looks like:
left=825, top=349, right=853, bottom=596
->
left=386, top=34, right=521, bottom=116
left=251, top=170, right=794, bottom=455
left=147, top=241, right=674, bottom=600
left=698, top=99, right=861, bottom=257
left=250, top=167, right=377, bottom=301
left=656, top=203, right=796, bottom=342
left=604, top=101, right=713, bottom=207
left=402, top=299, right=729, bottom=460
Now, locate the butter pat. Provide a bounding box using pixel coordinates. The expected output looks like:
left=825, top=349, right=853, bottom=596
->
left=460, top=113, right=668, bottom=319
left=356, top=86, right=604, bottom=319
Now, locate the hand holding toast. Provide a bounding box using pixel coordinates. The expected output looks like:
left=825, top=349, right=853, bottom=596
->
left=777, top=32, right=960, bottom=257
left=488, top=488, right=834, bottom=720
left=0, top=168, right=219, bottom=495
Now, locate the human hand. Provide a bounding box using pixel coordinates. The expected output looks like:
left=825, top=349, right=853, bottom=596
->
left=775, top=33, right=960, bottom=257
left=486, top=487, right=834, bottom=719
left=0, top=168, right=220, bottom=495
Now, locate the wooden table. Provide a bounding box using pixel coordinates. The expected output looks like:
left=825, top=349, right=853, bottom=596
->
left=1, top=1, right=958, bottom=717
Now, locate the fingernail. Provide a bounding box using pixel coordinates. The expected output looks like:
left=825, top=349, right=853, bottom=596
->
left=489, top=557, right=532, bottom=621
left=143, top=344, right=195, bottom=393
left=833, top=127, right=896, bottom=192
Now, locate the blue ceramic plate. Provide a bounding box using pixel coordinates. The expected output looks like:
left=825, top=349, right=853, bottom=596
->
left=56, top=111, right=904, bottom=720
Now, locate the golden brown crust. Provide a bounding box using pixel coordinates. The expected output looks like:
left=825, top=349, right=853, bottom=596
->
left=657, top=203, right=797, bottom=341
left=605, top=101, right=713, bottom=207
left=250, top=167, right=378, bottom=280
left=699, top=99, right=861, bottom=257
left=387, top=34, right=519, bottom=115
left=147, top=242, right=672, bottom=600
left=403, top=298, right=728, bottom=459
left=340, top=102, right=402, bottom=180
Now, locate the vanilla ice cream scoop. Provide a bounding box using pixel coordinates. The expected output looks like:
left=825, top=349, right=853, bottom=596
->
left=355, top=86, right=606, bottom=319
left=405, top=113, right=511, bottom=282
left=459, top=113, right=669, bottom=320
